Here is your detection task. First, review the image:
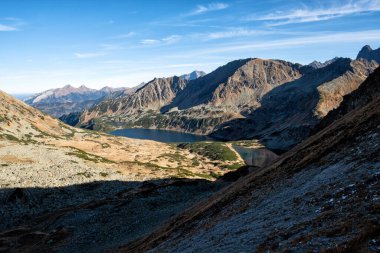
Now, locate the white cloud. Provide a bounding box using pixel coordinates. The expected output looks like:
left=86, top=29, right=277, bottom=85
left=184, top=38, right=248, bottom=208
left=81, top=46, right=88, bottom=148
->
left=74, top=52, right=105, bottom=59
left=140, top=35, right=182, bottom=46
left=165, top=30, right=380, bottom=58
left=188, top=2, right=229, bottom=16
left=0, top=17, right=26, bottom=31
left=140, top=39, right=161, bottom=45
left=206, top=28, right=273, bottom=40
left=162, top=35, right=182, bottom=44
left=113, top=32, right=135, bottom=39
left=0, top=24, right=17, bottom=31
left=248, top=0, right=380, bottom=26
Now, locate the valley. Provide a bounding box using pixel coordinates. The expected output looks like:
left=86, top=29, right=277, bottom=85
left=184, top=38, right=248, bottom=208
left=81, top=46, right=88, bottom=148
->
left=2, top=0, right=380, bottom=251
left=0, top=89, right=250, bottom=252
left=72, top=47, right=379, bottom=151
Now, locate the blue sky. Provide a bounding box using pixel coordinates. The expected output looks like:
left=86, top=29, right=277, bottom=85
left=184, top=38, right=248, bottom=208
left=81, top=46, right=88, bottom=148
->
left=1, top=0, right=380, bottom=94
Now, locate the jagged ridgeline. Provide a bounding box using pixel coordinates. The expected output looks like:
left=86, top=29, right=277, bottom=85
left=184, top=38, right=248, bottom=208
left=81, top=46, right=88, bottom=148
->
left=0, top=48, right=379, bottom=252
left=24, top=85, right=131, bottom=118
left=78, top=46, right=379, bottom=151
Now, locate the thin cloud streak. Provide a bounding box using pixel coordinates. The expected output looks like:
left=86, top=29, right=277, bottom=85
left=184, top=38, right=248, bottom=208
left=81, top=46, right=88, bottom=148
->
left=205, top=28, right=276, bottom=40
left=140, top=39, right=160, bottom=45
left=140, top=35, right=182, bottom=46
left=165, top=30, right=380, bottom=58
left=0, top=17, right=26, bottom=31
left=248, top=0, right=380, bottom=26
left=186, top=2, right=229, bottom=16
left=74, top=52, right=105, bottom=59
left=0, top=24, right=18, bottom=31
left=112, top=32, right=135, bottom=39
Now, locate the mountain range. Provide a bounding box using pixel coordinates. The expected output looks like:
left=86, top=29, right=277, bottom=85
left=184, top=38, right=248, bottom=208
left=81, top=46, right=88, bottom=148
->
left=77, top=45, right=379, bottom=151
left=0, top=44, right=380, bottom=252
left=24, top=85, right=129, bottom=118
left=24, top=71, right=206, bottom=119
left=0, top=59, right=379, bottom=252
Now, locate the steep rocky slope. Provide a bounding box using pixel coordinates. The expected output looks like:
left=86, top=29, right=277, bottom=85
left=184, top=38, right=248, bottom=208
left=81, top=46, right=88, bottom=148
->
left=25, top=85, right=127, bottom=118
left=79, top=58, right=304, bottom=133
left=80, top=76, right=188, bottom=130
left=318, top=65, right=380, bottom=129
left=165, top=58, right=302, bottom=110
left=118, top=67, right=380, bottom=253
left=211, top=58, right=378, bottom=151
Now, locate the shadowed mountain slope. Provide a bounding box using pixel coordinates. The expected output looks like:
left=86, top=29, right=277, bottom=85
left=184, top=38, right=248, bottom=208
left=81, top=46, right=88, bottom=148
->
left=211, top=58, right=378, bottom=151
left=163, top=58, right=302, bottom=111
left=117, top=68, right=380, bottom=252
left=318, top=65, right=380, bottom=129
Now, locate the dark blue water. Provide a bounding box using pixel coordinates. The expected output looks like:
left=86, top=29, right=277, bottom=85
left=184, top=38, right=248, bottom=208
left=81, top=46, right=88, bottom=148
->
left=110, top=128, right=214, bottom=143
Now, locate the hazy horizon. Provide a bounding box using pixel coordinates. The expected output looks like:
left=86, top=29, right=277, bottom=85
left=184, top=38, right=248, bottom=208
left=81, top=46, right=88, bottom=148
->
left=1, top=0, right=380, bottom=93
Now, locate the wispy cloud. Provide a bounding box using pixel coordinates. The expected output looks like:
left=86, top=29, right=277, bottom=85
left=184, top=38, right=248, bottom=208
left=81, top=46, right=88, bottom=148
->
left=248, top=0, right=380, bottom=26
left=140, top=35, right=182, bottom=46
left=165, top=29, right=380, bottom=59
left=187, top=2, right=229, bottom=16
left=0, top=24, right=18, bottom=31
left=0, top=17, right=25, bottom=31
left=140, top=39, right=161, bottom=45
left=74, top=52, right=105, bottom=59
left=113, top=32, right=135, bottom=39
left=205, top=28, right=273, bottom=40
left=161, top=35, right=181, bottom=44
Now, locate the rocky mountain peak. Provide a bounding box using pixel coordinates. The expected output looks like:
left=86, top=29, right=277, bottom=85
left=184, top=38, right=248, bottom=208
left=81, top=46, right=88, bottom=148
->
left=356, top=45, right=380, bottom=63
left=62, top=84, right=74, bottom=89
left=308, top=57, right=340, bottom=69
left=100, top=86, right=112, bottom=92
left=78, top=84, right=90, bottom=90
left=180, top=70, right=206, bottom=81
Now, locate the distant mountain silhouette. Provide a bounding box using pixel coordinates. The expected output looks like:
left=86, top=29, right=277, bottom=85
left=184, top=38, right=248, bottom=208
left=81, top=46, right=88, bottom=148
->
left=25, top=85, right=128, bottom=117
left=356, top=45, right=380, bottom=63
